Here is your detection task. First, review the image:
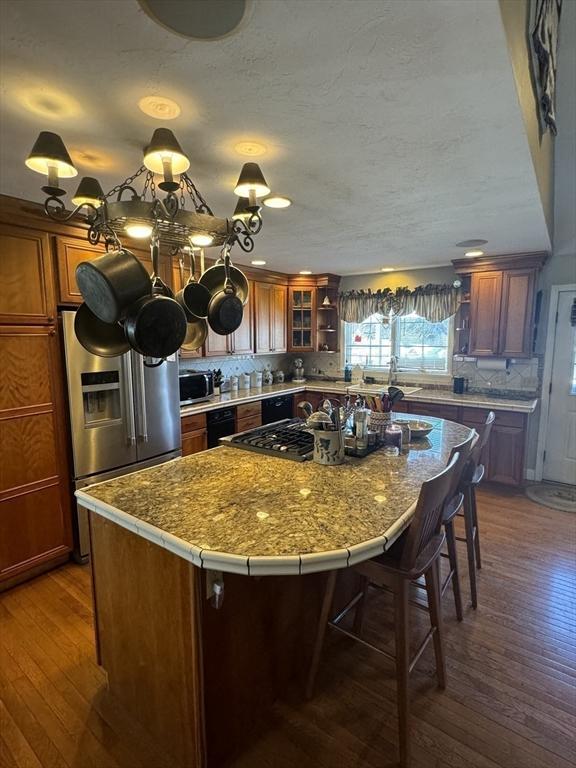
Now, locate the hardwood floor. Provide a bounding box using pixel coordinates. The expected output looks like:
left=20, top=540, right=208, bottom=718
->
left=1, top=487, right=575, bottom=768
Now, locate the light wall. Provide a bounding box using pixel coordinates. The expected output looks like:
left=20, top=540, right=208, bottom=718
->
left=499, top=0, right=555, bottom=240
left=340, top=265, right=457, bottom=293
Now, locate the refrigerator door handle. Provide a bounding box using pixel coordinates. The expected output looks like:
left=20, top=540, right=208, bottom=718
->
left=123, top=356, right=137, bottom=445
left=135, top=355, right=149, bottom=442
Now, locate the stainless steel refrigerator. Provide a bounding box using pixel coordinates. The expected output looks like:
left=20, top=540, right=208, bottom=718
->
left=61, top=311, right=181, bottom=561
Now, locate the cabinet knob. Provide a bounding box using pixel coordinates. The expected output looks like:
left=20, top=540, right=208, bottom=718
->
left=47, top=316, right=55, bottom=322
left=49, top=328, right=56, bottom=336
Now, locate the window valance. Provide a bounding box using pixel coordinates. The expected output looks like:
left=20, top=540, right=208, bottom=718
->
left=338, top=284, right=461, bottom=324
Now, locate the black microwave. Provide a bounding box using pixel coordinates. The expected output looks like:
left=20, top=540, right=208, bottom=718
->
left=179, top=370, right=215, bottom=406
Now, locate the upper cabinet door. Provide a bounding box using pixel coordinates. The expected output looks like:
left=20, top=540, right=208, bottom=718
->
left=498, top=269, right=535, bottom=358
left=0, top=225, right=55, bottom=324
left=232, top=281, right=254, bottom=354
left=255, top=282, right=271, bottom=353
left=55, top=235, right=105, bottom=305
left=469, top=271, right=502, bottom=356
left=271, top=286, right=287, bottom=353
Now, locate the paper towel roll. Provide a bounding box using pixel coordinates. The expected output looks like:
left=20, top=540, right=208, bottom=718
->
left=476, top=358, right=509, bottom=371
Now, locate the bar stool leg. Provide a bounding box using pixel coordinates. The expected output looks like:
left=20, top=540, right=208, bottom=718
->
left=394, top=579, right=410, bottom=768
left=306, top=570, right=337, bottom=699
left=463, top=487, right=478, bottom=609
left=352, top=576, right=369, bottom=635
left=425, top=559, right=446, bottom=689
left=471, top=486, right=482, bottom=569
left=444, top=519, right=463, bottom=621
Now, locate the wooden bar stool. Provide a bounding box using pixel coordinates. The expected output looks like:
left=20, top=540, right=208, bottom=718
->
left=455, top=411, right=494, bottom=609
left=306, top=451, right=463, bottom=768
left=440, top=431, right=478, bottom=621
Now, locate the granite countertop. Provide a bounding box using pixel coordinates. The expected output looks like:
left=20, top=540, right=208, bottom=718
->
left=180, top=381, right=538, bottom=416
left=77, top=416, right=472, bottom=576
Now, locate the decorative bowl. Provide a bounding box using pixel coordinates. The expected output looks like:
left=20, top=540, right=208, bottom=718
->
left=394, top=419, right=434, bottom=439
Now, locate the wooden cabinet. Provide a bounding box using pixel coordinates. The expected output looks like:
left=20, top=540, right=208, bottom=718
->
left=255, top=282, right=286, bottom=354
left=454, top=253, right=546, bottom=359
left=181, top=412, right=207, bottom=456
left=0, top=326, right=72, bottom=589
left=0, top=225, right=55, bottom=324
left=236, top=402, right=262, bottom=433
left=288, top=285, right=315, bottom=352
left=407, top=401, right=459, bottom=422
left=171, top=260, right=203, bottom=359
left=205, top=281, right=254, bottom=356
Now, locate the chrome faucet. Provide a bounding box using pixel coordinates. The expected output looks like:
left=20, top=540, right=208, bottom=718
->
left=388, top=355, right=398, bottom=386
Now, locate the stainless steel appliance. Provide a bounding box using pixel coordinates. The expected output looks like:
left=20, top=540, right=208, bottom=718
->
left=179, top=369, right=215, bottom=406
left=207, top=407, right=236, bottom=448
left=262, top=394, right=294, bottom=424
left=220, top=418, right=314, bottom=461
left=62, top=311, right=181, bottom=562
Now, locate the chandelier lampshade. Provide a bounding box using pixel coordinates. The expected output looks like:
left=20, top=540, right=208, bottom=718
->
left=234, top=162, right=270, bottom=198
left=143, top=128, right=190, bottom=175
left=72, top=176, right=104, bottom=208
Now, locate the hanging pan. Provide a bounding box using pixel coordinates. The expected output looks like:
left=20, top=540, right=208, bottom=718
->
left=76, top=248, right=151, bottom=324
left=176, top=254, right=208, bottom=351
left=176, top=250, right=211, bottom=320
left=124, top=240, right=187, bottom=358
left=199, top=245, right=249, bottom=306
left=74, top=303, right=131, bottom=357
left=206, top=251, right=243, bottom=336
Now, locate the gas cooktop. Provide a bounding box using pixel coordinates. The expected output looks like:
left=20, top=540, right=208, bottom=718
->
left=219, top=418, right=314, bottom=461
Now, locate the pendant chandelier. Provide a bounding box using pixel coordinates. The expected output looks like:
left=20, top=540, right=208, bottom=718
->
left=24, top=127, right=269, bottom=254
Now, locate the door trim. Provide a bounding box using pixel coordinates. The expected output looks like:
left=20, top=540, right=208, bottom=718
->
left=535, top=283, right=576, bottom=481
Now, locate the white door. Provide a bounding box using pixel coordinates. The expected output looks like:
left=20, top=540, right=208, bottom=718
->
left=544, top=289, right=576, bottom=484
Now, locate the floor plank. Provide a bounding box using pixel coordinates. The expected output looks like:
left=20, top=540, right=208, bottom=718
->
left=0, top=486, right=574, bottom=768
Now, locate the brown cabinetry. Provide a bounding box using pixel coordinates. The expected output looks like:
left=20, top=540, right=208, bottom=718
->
left=255, top=282, right=286, bottom=354
left=0, top=326, right=72, bottom=588
left=0, top=225, right=55, bottom=324
left=453, top=253, right=546, bottom=358
left=288, top=285, right=315, bottom=352
left=181, top=413, right=207, bottom=456
left=236, top=401, right=262, bottom=432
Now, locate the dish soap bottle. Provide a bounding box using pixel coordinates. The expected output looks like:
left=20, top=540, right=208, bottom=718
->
left=344, top=360, right=352, bottom=383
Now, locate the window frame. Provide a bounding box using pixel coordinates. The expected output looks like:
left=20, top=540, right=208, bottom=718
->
left=341, top=312, right=454, bottom=381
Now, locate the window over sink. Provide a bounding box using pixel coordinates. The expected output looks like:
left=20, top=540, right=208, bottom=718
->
left=343, top=312, right=453, bottom=375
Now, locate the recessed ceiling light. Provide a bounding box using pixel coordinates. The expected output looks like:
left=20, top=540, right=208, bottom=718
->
left=251, top=260, right=266, bottom=266
left=299, top=270, right=312, bottom=275
left=381, top=267, right=395, bottom=272
left=455, top=238, right=487, bottom=248
left=263, top=196, right=291, bottom=209
left=138, top=95, right=181, bottom=120
left=234, top=141, right=267, bottom=157
left=465, top=249, right=484, bottom=257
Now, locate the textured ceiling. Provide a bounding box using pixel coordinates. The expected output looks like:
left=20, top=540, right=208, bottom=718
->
left=0, top=0, right=550, bottom=274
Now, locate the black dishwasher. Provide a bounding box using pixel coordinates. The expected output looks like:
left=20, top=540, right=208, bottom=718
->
left=262, top=394, right=294, bottom=424
left=207, top=408, right=236, bottom=448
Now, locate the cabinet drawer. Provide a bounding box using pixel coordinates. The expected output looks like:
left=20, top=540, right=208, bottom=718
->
left=182, top=429, right=207, bottom=456
left=181, top=413, right=207, bottom=434
left=237, top=402, right=262, bottom=420
left=236, top=414, right=262, bottom=432
left=408, top=402, right=459, bottom=421
left=461, top=407, right=525, bottom=429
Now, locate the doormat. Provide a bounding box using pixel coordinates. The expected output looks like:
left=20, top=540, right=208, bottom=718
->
left=525, top=482, right=576, bottom=512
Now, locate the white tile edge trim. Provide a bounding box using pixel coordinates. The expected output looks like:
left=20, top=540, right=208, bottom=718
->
left=200, top=549, right=250, bottom=575
left=383, top=500, right=418, bottom=548
left=299, top=549, right=349, bottom=574
left=74, top=490, right=203, bottom=567
left=248, top=555, right=301, bottom=576
left=347, top=535, right=387, bottom=567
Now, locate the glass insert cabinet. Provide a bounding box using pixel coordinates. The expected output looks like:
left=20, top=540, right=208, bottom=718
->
left=289, top=287, right=315, bottom=351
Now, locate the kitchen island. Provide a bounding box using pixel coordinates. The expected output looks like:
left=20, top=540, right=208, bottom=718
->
left=77, top=416, right=472, bottom=767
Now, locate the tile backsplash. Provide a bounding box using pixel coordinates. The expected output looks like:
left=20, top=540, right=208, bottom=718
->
left=178, top=353, right=292, bottom=378
left=451, top=356, right=541, bottom=394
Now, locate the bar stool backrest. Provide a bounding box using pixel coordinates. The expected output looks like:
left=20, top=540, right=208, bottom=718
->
left=400, top=452, right=461, bottom=571
left=465, top=411, right=495, bottom=481
left=445, top=431, right=477, bottom=504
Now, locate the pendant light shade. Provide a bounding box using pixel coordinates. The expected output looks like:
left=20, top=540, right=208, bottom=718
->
left=72, top=176, right=104, bottom=208
left=143, top=128, right=190, bottom=174
left=25, top=131, right=77, bottom=178
left=232, top=196, right=261, bottom=222
left=234, top=162, right=270, bottom=198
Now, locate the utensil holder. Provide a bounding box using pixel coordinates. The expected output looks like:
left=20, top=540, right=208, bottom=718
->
left=313, top=428, right=345, bottom=465
left=369, top=411, right=392, bottom=439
